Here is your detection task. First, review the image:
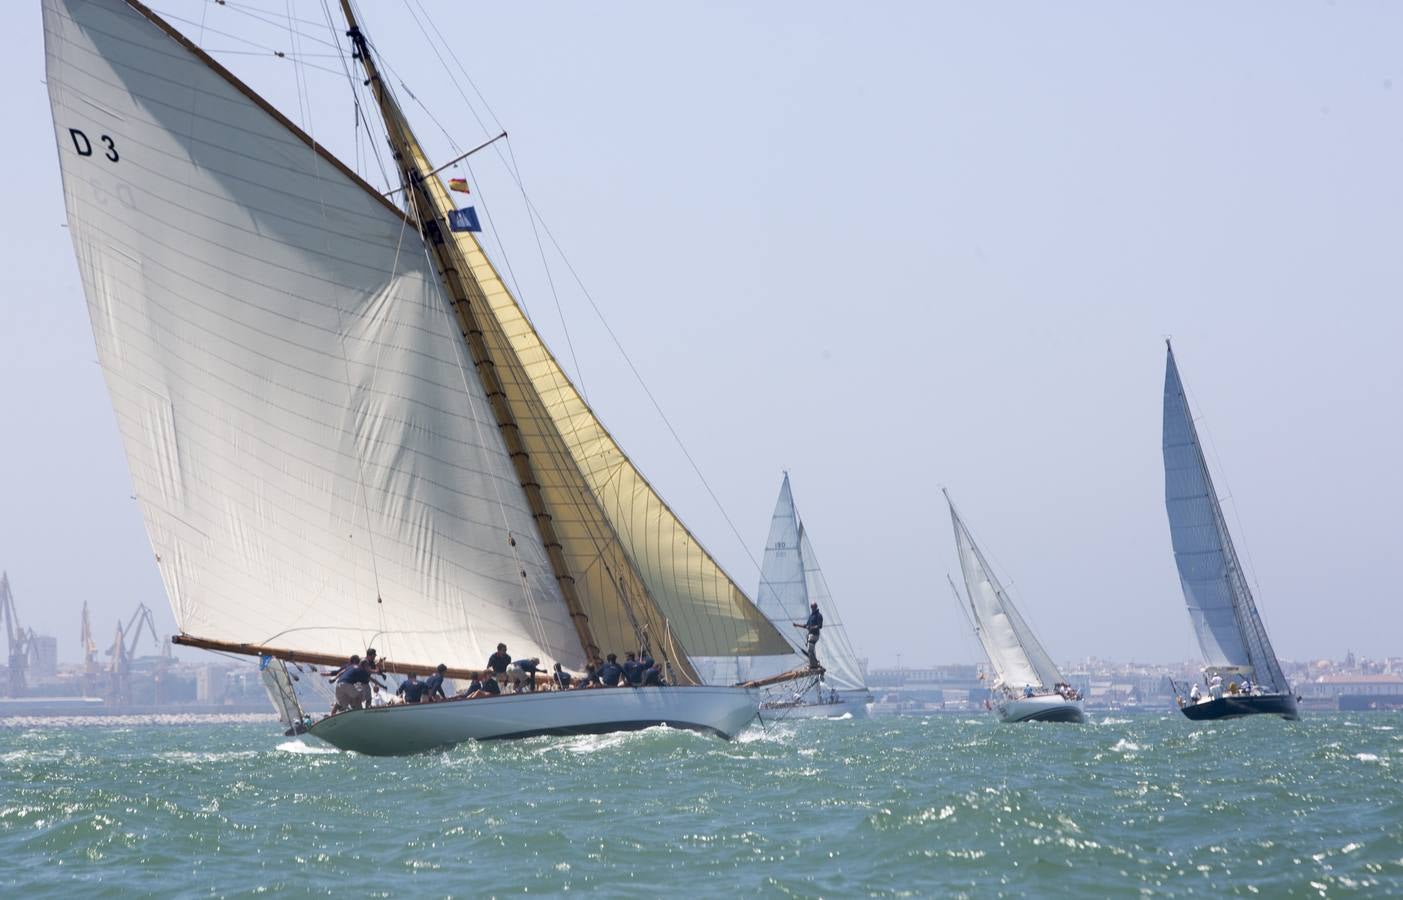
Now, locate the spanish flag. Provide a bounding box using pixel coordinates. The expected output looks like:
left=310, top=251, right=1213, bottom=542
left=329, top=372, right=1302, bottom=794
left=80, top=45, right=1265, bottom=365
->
left=448, top=177, right=470, bottom=194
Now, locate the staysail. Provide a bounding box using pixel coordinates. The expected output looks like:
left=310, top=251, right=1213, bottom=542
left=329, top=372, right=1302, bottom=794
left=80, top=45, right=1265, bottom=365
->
left=724, top=475, right=867, bottom=692
left=45, top=0, right=789, bottom=678
left=1161, top=342, right=1289, bottom=692
left=947, top=494, right=1064, bottom=691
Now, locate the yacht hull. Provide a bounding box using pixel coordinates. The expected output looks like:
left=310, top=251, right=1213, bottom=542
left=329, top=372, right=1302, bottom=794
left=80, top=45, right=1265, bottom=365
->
left=306, top=686, right=759, bottom=755
left=998, top=695, right=1085, bottom=723
left=1181, top=692, right=1298, bottom=721
left=760, top=693, right=871, bottom=720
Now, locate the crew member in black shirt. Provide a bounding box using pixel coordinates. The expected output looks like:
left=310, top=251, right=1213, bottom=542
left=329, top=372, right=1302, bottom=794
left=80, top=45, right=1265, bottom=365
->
left=422, top=663, right=448, bottom=701
left=396, top=672, right=427, bottom=704
left=793, top=602, right=823, bottom=669
left=487, top=643, right=512, bottom=676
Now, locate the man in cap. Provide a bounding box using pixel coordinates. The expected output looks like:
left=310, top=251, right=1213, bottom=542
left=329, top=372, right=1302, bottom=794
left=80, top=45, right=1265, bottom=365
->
left=794, top=602, right=823, bottom=669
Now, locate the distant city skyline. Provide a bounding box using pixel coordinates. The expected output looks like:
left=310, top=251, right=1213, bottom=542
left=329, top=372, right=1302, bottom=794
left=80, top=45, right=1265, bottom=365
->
left=3, top=2, right=1400, bottom=667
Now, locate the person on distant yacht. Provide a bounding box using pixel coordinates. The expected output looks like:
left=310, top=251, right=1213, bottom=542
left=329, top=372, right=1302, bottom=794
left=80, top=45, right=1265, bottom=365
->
left=1189, top=682, right=1202, bottom=704
left=794, top=602, right=823, bottom=669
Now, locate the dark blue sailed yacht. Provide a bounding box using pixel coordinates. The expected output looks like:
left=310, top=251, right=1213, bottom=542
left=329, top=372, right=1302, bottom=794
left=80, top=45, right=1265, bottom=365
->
left=1162, top=342, right=1298, bottom=721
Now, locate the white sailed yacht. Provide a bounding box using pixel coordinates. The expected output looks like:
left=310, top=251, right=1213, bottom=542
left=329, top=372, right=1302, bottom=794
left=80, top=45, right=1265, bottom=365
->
left=1162, top=342, right=1298, bottom=721
left=43, top=0, right=800, bottom=753
left=716, top=475, right=872, bottom=719
left=945, top=492, right=1084, bottom=724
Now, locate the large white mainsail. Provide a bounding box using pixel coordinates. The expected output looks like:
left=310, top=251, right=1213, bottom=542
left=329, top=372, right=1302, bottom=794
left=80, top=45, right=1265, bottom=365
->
left=1162, top=342, right=1289, bottom=693
left=43, top=0, right=583, bottom=670
left=714, top=475, right=868, bottom=693
left=947, top=493, right=1064, bottom=692
left=43, top=0, right=792, bottom=698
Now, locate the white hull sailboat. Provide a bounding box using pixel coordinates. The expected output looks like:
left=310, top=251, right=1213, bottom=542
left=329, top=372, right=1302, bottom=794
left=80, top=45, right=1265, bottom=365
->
left=44, top=0, right=802, bottom=752
left=946, top=492, right=1085, bottom=724
left=1161, top=342, right=1298, bottom=721
left=703, top=475, right=873, bottom=718
left=308, top=686, right=759, bottom=755
left=758, top=690, right=870, bottom=720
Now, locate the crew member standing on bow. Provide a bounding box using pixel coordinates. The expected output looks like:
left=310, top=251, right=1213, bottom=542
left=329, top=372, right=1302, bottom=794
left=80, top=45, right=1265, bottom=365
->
left=794, top=602, right=823, bottom=669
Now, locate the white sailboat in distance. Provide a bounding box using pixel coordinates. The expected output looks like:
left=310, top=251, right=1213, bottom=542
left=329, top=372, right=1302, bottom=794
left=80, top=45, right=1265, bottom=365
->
left=725, top=474, right=872, bottom=719
left=43, top=0, right=807, bottom=753
left=945, top=491, right=1084, bottom=723
left=1162, top=341, right=1298, bottom=721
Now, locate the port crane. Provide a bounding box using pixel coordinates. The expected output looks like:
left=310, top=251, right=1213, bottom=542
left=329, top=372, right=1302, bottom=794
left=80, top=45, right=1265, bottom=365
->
left=1, top=572, right=34, bottom=697
left=107, top=602, right=163, bottom=705
left=80, top=601, right=99, bottom=697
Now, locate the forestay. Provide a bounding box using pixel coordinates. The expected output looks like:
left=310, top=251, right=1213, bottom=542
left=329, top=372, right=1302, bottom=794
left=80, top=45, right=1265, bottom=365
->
left=1161, top=344, right=1288, bottom=691
left=948, top=499, right=1063, bottom=691
left=43, top=0, right=583, bottom=670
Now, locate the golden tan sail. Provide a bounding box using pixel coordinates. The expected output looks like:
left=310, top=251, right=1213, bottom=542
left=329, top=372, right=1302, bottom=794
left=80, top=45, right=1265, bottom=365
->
left=341, top=5, right=790, bottom=677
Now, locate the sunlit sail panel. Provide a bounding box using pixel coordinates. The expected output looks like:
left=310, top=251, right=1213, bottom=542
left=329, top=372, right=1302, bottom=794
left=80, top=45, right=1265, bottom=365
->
left=43, top=0, right=582, bottom=669
left=949, top=504, right=1063, bottom=691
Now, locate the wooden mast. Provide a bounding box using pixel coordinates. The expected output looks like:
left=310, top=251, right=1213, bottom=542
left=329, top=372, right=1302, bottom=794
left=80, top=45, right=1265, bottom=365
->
left=336, top=1, right=601, bottom=665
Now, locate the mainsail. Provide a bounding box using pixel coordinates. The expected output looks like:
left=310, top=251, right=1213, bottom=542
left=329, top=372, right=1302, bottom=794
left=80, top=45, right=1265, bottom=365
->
left=44, top=0, right=789, bottom=678
left=947, top=494, right=1064, bottom=691
left=1161, top=342, right=1289, bottom=692
left=730, top=475, right=867, bottom=692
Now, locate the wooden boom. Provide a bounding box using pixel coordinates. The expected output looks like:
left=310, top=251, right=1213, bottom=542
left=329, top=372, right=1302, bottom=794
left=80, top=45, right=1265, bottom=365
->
left=739, top=666, right=825, bottom=689
left=173, top=633, right=517, bottom=682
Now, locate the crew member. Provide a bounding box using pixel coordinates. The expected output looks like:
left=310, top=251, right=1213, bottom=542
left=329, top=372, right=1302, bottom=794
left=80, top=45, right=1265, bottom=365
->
left=423, top=663, right=448, bottom=701
left=488, top=643, right=512, bottom=676
left=552, top=662, right=573, bottom=690
left=793, top=602, right=823, bottom=669
left=511, top=657, right=542, bottom=692
left=598, top=653, right=626, bottom=687
left=396, top=672, right=427, bottom=704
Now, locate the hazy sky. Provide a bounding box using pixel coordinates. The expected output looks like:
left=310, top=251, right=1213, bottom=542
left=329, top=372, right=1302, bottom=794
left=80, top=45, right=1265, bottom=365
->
left=4, top=1, right=1400, bottom=668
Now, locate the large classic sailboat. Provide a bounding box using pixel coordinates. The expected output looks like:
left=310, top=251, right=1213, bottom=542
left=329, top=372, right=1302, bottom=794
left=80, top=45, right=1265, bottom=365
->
left=43, top=0, right=800, bottom=753
left=946, top=492, right=1084, bottom=723
left=725, top=474, right=872, bottom=719
left=1162, top=342, right=1298, bottom=721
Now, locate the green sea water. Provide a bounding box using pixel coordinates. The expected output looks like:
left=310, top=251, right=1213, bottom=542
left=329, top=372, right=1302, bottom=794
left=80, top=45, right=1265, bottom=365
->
left=1, top=711, right=1399, bottom=897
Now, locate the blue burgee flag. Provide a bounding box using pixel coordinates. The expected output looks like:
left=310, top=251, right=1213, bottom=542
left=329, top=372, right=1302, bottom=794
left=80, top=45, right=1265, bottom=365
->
left=447, top=206, right=481, bottom=232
